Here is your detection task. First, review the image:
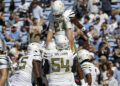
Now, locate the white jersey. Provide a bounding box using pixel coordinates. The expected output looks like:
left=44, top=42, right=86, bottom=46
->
left=44, top=49, right=77, bottom=86
left=9, top=54, right=42, bottom=86
left=0, top=55, right=9, bottom=69
left=81, top=62, right=100, bottom=86
left=49, top=12, right=72, bottom=35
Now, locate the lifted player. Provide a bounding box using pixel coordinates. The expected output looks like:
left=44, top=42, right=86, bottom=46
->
left=46, top=0, right=74, bottom=50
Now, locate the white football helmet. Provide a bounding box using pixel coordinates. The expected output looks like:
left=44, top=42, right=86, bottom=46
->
left=77, top=49, right=91, bottom=63
left=47, top=41, right=57, bottom=50
left=27, top=42, right=41, bottom=55
left=55, top=35, right=69, bottom=50
left=52, top=0, right=65, bottom=16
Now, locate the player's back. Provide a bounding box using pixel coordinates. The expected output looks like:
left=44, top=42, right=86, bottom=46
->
left=9, top=54, right=41, bottom=86
left=45, top=49, right=74, bottom=75
left=45, top=49, right=77, bottom=86
left=81, top=62, right=99, bottom=86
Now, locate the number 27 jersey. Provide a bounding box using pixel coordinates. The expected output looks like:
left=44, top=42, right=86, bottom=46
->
left=45, top=50, right=74, bottom=74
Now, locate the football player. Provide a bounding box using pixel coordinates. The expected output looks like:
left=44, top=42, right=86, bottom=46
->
left=46, top=0, right=74, bottom=50
left=0, top=39, right=8, bottom=86
left=44, top=35, right=86, bottom=86
left=63, top=9, right=93, bottom=45
left=77, top=49, right=100, bottom=86
left=9, top=42, right=43, bottom=86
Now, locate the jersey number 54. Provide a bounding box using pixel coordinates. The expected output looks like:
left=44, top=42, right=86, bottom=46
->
left=51, top=58, right=69, bottom=72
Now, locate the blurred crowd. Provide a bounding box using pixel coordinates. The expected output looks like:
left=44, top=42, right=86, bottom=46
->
left=0, top=0, right=120, bottom=86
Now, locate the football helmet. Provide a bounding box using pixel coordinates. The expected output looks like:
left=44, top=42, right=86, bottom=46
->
left=27, top=42, right=41, bottom=55
left=55, top=35, right=69, bottom=50
left=52, top=0, right=65, bottom=16
left=47, top=41, right=57, bottom=50
left=77, top=49, right=91, bottom=63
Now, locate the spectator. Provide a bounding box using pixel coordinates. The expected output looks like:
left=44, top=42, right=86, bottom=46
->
left=98, top=42, right=110, bottom=59
left=14, top=0, right=30, bottom=17
left=94, top=17, right=102, bottom=35
left=100, top=63, right=108, bottom=82
left=88, top=12, right=97, bottom=22
left=103, top=70, right=118, bottom=86
left=108, top=61, right=117, bottom=72
left=39, top=0, right=51, bottom=8
left=8, top=46, right=24, bottom=73
left=50, top=0, right=56, bottom=7
left=99, top=22, right=110, bottom=37
left=91, top=37, right=101, bottom=52
left=112, top=39, right=120, bottom=62
left=97, top=9, right=109, bottom=24
left=99, top=56, right=107, bottom=65
left=29, top=18, right=43, bottom=43
left=74, top=0, right=88, bottom=16
left=89, top=25, right=98, bottom=38
left=108, top=16, right=118, bottom=36
left=9, top=0, right=16, bottom=12
left=21, top=16, right=30, bottom=32
left=0, top=26, right=10, bottom=42
left=14, top=16, right=23, bottom=30
left=87, top=0, right=100, bottom=14
left=26, top=12, right=32, bottom=21
left=9, top=48, right=19, bottom=73
left=8, top=24, right=22, bottom=43
left=0, top=12, right=5, bottom=26
left=0, top=1, right=5, bottom=12
left=109, top=10, right=120, bottom=23
left=82, top=15, right=92, bottom=31
left=113, top=22, right=120, bottom=39
left=32, top=1, right=45, bottom=24
left=7, top=12, right=15, bottom=28
left=107, top=61, right=120, bottom=86
left=114, top=62, right=120, bottom=86
left=28, top=0, right=38, bottom=13
left=101, top=0, right=111, bottom=15
left=20, top=27, right=29, bottom=50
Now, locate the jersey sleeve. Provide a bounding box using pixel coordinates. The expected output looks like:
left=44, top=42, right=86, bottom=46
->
left=63, top=16, right=72, bottom=29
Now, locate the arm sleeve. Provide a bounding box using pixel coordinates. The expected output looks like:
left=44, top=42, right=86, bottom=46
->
left=63, top=16, right=72, bottom=29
